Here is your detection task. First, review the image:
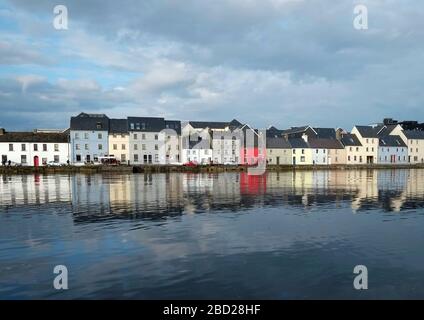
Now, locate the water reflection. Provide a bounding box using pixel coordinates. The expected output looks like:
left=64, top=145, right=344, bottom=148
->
left=1, top=169, right=424, bottom=217
left=2, top=169, right=424, bottom=299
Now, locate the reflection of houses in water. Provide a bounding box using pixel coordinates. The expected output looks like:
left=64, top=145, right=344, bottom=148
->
left=0, top=174, right=72, bottom=207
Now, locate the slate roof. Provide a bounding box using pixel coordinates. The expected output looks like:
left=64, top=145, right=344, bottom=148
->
left=288, top=138, right=309, bottom=148
left=127, top=117, right=165, bottom=132
left=70, top=112, right=110, bottom=131
left=165, top=120, right=181, bottom=135
left=312, top=127, right=337, bottom=139
left=377, top=124, right=398, bottom=136
left=354, top=125, right=384, bottom=138
left=266, top=137, right=291, bottom=149
left=0, top=132, right=68, bottom=143
left=189, top=119, right=242, bottom=130
left=403, top=130, right=424, bottom=140
left=109, top=119, right=128, bottom=134
left=340, top=133, right=362, bottom=147
left=308, top=138, right=344, bottom=149
left=379, top=135, right=407, bottom=147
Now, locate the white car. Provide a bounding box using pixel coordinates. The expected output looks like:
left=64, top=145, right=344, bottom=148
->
left=223, top=161, right=238, bottom=166
left=47, top=161, right=63, bottom=167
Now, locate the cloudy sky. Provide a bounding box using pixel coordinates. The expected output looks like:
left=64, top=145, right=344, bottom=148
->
left=0, top=0, right=423, bottom=130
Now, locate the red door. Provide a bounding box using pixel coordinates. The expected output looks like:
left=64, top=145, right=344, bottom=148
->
left=34, top=156, right=39, bottom=167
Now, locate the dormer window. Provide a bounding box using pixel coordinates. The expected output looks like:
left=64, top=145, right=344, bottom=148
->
left=96, top=122, right=102, bottom=129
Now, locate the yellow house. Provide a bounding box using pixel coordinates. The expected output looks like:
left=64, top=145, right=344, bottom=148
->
left=266, top=137, right=292, bottom=165
left=351, top=126, right=380, bottom=164
left=389, top=126, right=424, bottom=164
left=108, top=119, right=129, bottom=163
left=340, top=133, right=364, bottom=164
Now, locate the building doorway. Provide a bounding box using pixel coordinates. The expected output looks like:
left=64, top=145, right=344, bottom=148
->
left=366, top=156, right=373, bottom=164
left=276, top=156, right=280, bottom=165
left=33, top=156, right=39, bottom=167
left=292, top=156, right=296, bottom=165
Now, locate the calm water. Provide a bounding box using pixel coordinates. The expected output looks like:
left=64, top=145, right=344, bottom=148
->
left=1, top=169, right=424, bottom=299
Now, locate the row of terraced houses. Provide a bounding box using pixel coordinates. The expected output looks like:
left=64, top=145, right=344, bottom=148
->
left=1, top=114, right=424, bottom=166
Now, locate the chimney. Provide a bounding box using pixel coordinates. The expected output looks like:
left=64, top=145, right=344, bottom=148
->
left=336, top=129, right=342, bottom=140
left=0, top=128, right=5, bottom=136
left=302, top=133, right=308, bottom=142
left=283, top=134, right=289, bottom=141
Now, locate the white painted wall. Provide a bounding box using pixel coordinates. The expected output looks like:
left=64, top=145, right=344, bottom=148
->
left=0, top=142, right=69, bottom=166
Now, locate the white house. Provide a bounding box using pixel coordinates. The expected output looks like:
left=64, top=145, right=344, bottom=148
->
left=70, top=113, right=109, bottom=164
left=378, top=135, right=408, bottom=164
left=127, top=117, right=181, bottom=165
left=0, top=128, right=69, bottom=166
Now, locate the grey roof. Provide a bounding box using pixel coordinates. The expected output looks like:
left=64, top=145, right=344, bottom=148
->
left=0, top=132, right=68, bottom=143
left=340, top=133, right=362, bottom=147
left=266, top=137, right=291, bottom=149
left=165, top=120, right=181, bottom=135
left=280, top=126, right=310, bottom=135
left=70, top=112, right=109, bottom=131
left=109, top=119, right=128, bottom=134
left=189, top=119, right=242, bottom=130
left=377, top=124, right=398, bottom=136
left=127, top=117, right=165, bottom=132
left=312, top=127, right=337, bottom=139
left=403, top=130, right=424, bottom=139
left=288, top=138, right=309, bottom=148
left=379, top=135, right=407, bottom=147
left=354, top=125, right=384, bottom=138
left=308, top=138, right=344, bottom=149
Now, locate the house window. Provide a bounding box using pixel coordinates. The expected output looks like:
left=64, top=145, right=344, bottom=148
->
left=98, top=144, right=103, bottom=150
left=134, top=154, right=139, bottom=162
left=21, top=144, right=26, bottom=151
left=300, top=156, right=305, bottom=162
left=96, top=122, right=102, bottom=129
left=34, top=144, right=38, bottom=151
left=75, top=133, right=80, bottom=139
left=54, top=144, right=59, bottom=152
left=76, top=155, right=81, bottom=162
left=84, top=133, right=89, bottom=139
left=155, top=144, right=158, bottom=150
left=21, top=155, right=27, bottom=164
left=113, top=144, right=118, bottom=150
left=155, top=134, right=158, bottom=140
left=293, top=149, right=296, bottom=154
left=130, top=123, right=135, bottom=130
left=142, top=134, right=146, bottom=140
left=348, top=156, right=351, bottom=161
left=155, top=154, right=159, bottom=162
left=134, top=134, right=138, bottom=139
left=85, top=144, right=89, bottom=150
left=98, top=133, right=102, bottom=139
left=9, top=144, right=13, bottom=151
left=356, top=147, right=359, bottom=152
left=122, top=144, right=126, bottom=150
left=76, top=144, right=80, bottom=150
left=43, top=144, right=47, bottom=152
left=142, top=144, right=146, bottom=151
left=54, top=155, right=60, bottom=163
left=121, top=154, right=126, bottom=162
left=302, top=149, right=305, bottom=154
left=350, top=147, right=352, bottom=151
left=134, top=144, right=138, bottom=150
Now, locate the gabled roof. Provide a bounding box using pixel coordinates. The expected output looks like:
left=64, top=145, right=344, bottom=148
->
left=403, top=130, right=424, bottom=140
left=312, top=127, right=337, bottom=139
left=340, top=133, right=362, bottom=147
left=280, top=126, right=311, bottom=135
left=0, top=132, right=68, bottom=143
left=127, top=117, right=165, bottom=132
left=266, top=137, right=291, bottom=149
left=377, top=124, right=399, bottom=136
left=109, top=119, right=128, bottom=134
left=70, top=112, right=109, bottom=131
left=379, top=135, right=407, bottom=147
left=288, top=138, right=309, bottom=148
left=308, top=138, right=344, bottom=149
left=354, top=125, right=384, bottom=138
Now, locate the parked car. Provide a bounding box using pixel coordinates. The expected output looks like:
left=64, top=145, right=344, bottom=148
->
left=47, top=161, right=63, bottom=167
left=183, top=161, right=198, bottom=167
left=223, top=161, right=238, bottom=166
